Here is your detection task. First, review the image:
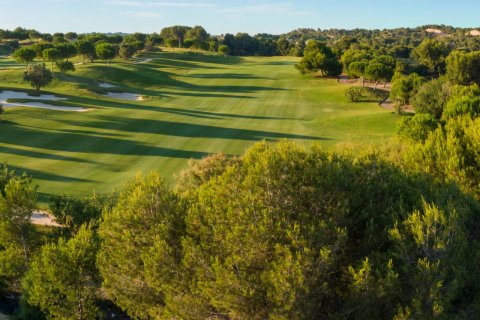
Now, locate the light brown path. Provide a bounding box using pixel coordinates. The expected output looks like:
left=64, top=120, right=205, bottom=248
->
left=338, top=77, right=414, bottom=112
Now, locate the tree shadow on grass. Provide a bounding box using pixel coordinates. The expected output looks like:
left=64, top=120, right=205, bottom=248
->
left=261, top=61, right=296, bottom=66
left=150, top=52, right=244, bottom=66
left=1, top=116, right=327, bottom=160
left=0, top=122, right=213, bottom=159
left=6, top=165, right=98, bottom=183
left=185, top=73, right=272, bottom=80
left=61, top=115, right=327, bottom=142
left=35, top=92, right=291, bottom=121
left=57, top=68, right=282, bottom=99
left=59, top=128, right=129, bottom=137
left=0, top=145, right=104, bottom=166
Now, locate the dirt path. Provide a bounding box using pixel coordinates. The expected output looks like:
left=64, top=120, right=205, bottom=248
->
left=338, top=77, right=414, bottom=112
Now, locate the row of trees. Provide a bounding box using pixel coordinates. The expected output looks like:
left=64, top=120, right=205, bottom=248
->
left=294, top=36, right=445, bottom=83
left=12, top=36, right=147, bottom=70
left=4, top=24, right=480, bottom=59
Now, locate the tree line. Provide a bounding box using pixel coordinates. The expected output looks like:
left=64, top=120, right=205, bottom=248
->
left=6, top=24, right=480, bottom=61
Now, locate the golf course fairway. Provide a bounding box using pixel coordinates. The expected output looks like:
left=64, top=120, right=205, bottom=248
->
left=0, top=51, right=398, bottom=205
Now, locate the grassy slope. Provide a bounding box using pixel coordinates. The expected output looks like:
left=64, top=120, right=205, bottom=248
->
left=0, top=50, right=398, bottom=206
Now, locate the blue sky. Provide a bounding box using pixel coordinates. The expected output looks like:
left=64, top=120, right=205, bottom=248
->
left=0, top=0, right=479, bottom=35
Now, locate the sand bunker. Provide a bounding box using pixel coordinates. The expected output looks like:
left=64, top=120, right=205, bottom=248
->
left=31, top=211, right=61, bottom=227
left=105, top=92, right=144, bottom=101
left=99, top=82, right=117, bottom=88
left=0, top=90, right=88, bottom=112
left=134, top=58, right=153, bottom=64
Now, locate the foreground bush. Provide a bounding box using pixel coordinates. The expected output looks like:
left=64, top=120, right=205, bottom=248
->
left=98, top=141, right=480, bottom=319
left=402, top=116, right=480, bottom=199
left=22, top=225, right=100, bottom=319
left=396, top=113, right=439, bottom=141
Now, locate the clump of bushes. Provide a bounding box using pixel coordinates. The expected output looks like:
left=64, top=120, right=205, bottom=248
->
left=345, top=86, right=365, bottom=102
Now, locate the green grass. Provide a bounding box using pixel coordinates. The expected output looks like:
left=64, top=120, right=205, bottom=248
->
left=0, top=50, right=399, bottom=206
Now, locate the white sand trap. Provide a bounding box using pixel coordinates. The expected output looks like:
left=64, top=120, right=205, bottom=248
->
left=31, top=211, right=61, bottom=227
left=0, top=90, right=88, bottom=112
left=99, top=82, right=117, bottom=88
left=105, top=92, right=144, bottom=101
left=134, top=58, right=153, bottom=64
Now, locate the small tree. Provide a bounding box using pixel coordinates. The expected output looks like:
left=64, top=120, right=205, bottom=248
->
left=55, top=61, right=75, bottom=73
left=345, top=86, right=365, bottom=102
left=75, top=40, right=95, bottom=64
left=295, top=40, right=342, bottom=77
left=390, top=73, right=424, bottom=114
left=119, top=43, right=137, bottom=60
left=347, top=61, right=367, bottom=85
left=42, top=48, right=60, bottom=69
left=56, top=43, right=77, bottom=61
left=95, top=43, right=116, bottom=66
left=219, top=45, right=230, bottom=58
left=24, top=64, right=53, bottom=92
left=164, top=38, right=179, bottom=51
left=32, top=42, right=53, bottom=62
left=13, top=47, right=36, bottom=68
left=365, top=62, right=392, bottom=90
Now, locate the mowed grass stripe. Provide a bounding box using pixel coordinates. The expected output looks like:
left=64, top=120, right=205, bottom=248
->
left=0, top=51, right=398, bottom=206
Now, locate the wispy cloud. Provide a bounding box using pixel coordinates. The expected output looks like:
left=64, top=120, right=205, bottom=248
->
left=106, top=0, right=215, bottom=8
left=221, top=2, right=313, bottom=16
left=119, top=11, right=164, bottom=18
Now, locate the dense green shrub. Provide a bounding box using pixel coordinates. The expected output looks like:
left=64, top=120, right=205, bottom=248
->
left=397, top=113, right=439, bottom=141
left=49, top=193, right=114, bottom=235
left=411, top=78, right=451, bottom=119
left=98, top=142, right=480, bottom=320
left=54, top=60, right=75, bottom=73
left=443, top=84, right=480, bottom=119
left=344, top=86, right=365, bottom=102
left=22, top=225, right=100, bottom=319
left=403, top=116, right=480, bottom=199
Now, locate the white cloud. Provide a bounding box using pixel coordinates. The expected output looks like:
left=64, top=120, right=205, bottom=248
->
left=221, top=2, right=313, bottom=16
left=119, top=11, right=164, bottom=17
